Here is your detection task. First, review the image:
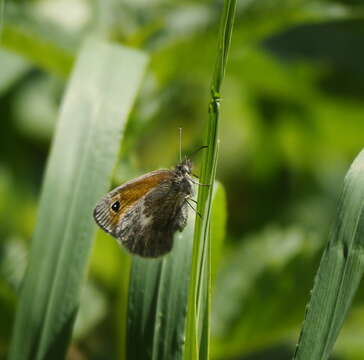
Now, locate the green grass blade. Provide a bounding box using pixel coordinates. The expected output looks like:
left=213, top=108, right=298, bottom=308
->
left=126, top=183, right=226, bottom=360
left=293, top=148, right=364, bottom=360
left=184, top=1, right=236, bottom=359
left=127, top=216, right=194, bottom=360
left=8, top=39, right=148, bottom=360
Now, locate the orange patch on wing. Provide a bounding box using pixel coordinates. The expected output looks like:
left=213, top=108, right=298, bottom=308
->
left=109, top=170, right=173, bottom=224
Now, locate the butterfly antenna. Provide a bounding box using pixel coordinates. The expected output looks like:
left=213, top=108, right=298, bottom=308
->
left=189, top=145, right=208, bottom=159
left=179, top=127, right=182, bottom=162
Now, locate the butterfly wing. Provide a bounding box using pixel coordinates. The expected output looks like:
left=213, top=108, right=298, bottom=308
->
left=116, top=178, right=190, bottom=257
left=93, top=170, right=174, bottom=237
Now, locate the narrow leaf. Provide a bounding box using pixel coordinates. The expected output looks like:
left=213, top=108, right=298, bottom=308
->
left=185, top=1, right=236, bottom=359
left=126, top=184, right=226, bottom=360
left=294, top=148, right=364, bottom=360
left=8, top=39, right=148, bottom=360
left=127, top=216, right=194, bottom=360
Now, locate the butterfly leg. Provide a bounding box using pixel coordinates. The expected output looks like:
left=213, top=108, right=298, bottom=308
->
left=185, top=199, right=202, bottom=218
left=187, top=197, right=197, bottom=204
left=190, top=178, right=211, bottom=187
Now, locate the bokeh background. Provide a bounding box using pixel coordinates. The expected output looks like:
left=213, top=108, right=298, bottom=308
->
left=2, top=0, right=364, bottom=359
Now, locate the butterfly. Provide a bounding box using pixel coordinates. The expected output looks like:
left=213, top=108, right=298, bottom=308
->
left=93, top=158, right=197, bottom=258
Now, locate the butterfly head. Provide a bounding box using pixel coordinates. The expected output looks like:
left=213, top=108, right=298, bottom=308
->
left=175, top=158, right=192, bottom=176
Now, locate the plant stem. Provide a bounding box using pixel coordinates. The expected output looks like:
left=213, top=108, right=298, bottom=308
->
left=185, top=1, right=237, bottom=359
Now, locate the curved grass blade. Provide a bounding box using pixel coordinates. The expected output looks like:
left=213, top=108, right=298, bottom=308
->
left=293, top=148, right=364, bottom=360
left=185, top=1, right=236, bottom=359
left=8, top=39, right=148, bottom=360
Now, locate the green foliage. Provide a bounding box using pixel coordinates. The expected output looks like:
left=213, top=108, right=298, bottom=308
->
left=294, top=149, right=364, bottom=360
left=2, top=0, right=364, bottom=359
left=0, top=50, right=30, bottom=95
left=7, top=39, right=147, bottom=359
left=212, top=225, right=320, bottom=358
left=1, top=3, right=76, bottom=77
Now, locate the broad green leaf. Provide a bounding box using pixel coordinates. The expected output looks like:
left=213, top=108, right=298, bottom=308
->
left=127, top=214, right=194, bottom=360
left=8, top=39, right=148, bottom=360
left=294, top=148, right=364, bottom=360
left=126, top=182, right=226, bottom=360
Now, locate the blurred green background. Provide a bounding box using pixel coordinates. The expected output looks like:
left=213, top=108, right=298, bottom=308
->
left=1, top=0, right=364, bottom=359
